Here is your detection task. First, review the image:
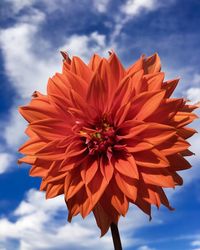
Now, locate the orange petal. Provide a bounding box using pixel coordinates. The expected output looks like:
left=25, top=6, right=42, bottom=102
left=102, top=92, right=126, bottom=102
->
left=65, top=172, right=84, bottom=200
left=71, top=56, right=92, bottom=83
left=93, top=203, right=111, bottom=237
left=132, top=69, right=145, bottom=94
left=100, top=195, right=120, bottom=225
left=78, top=188, right=94, bottom=218
left=126, top=56, right=144, bottom=75
left=171, top=112, right=198, bottom=128
left=162, top=79, right=179, bottom=98
left=167, top=153, right=191, bottom=171
left=100, top=157, right=114, bottom=184
left=144, top=184, right=173, bottom=210
left=66, top=195, right=80, bottom=222
left=46, top=182, right=64, bottom=199
left=134, top=149, right=169, bottom=168
left=113, top=155, right=138, bottom=179
left=86, top=71, right=108, bottom=113
left=158, top=136, right=190, bottom=155
left=29, top=165, right=47, bottom=177
left=118, top=122, right=149, bottom=139
left=127, top=90, right=165, bottom=121
left=19, top=137, right=45, bottom=155
left=178, top=127, right=197, bottom=139
left=47, top=74, right=70, bottom=98
left=114, top=102, right=131, bottom=126
left=144, top=72, right=164, bottom=91
left=115, top=172, right=138, bottom=201
left=111, top=77, right=134, bottom=115
left=125, top=139, right=154, bottom=153
left=135, top=196, right=151, bottom=218
left=108, top=182, right=129, bottom=216
left=81, top=158, right=98, bottom=184
left=140, top=123, right=176, bottom=145
left=108, top=52, right=125, bottom=86
left=172, top=172, right=183, bottom=185
left=64, top=69, right=88, bottom=97
left=87, top=170, right=108, bottom=208
left=18, top=155, right=36, bottom=165
left=146, top=98, right=184, bottom=123
left=134, top=90, right=166, bottom=121
left=88, top=53, right=101, bottom=70
left=141, top=169, right=175, bottom=188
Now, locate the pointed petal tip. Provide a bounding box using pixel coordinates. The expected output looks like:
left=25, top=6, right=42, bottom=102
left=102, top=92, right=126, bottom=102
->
left=108, top=49, right=115, bottom=56
left=60, top=50, right=69, bottom=59
left=60, top=51, right=71, bottom=63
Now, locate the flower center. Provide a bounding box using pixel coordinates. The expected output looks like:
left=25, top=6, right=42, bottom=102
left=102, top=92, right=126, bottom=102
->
left=80, top=121, right=116, bottom=155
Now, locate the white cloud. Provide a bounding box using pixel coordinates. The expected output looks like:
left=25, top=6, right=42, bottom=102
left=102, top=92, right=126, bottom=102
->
left=0, top=8, right=107, bottom=99
left=186, top=88, right=200, bottom=104
left=0, top=153, right=14, bottom=174
left=0, top=24, right=58, bottom=98
left=121, top=0, right=157, bottom=16
left=192, top=241, right=200, bottom=247
left=0, top=189, right=156, bottom=250
left=60, top=31, right=108, bottom=62
left=0, top=189, right=110, bottom=250
left=191, top=237, right=200, bottom=250
left=93, top=0, right=110, bottom=13
left=3, top=106, right=27, bottom=149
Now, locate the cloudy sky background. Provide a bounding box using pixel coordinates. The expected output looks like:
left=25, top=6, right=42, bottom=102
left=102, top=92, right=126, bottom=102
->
left=0, top=0, right=200, bottom=249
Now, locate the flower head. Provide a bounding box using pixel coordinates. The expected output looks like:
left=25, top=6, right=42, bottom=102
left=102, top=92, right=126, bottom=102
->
left=19, top=52, right=198, bottom=236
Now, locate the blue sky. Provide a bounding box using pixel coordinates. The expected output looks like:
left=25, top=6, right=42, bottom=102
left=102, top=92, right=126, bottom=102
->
left=0, top=0, right=200, bottom=249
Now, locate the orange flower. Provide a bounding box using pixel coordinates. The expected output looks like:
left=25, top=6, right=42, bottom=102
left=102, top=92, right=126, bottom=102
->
left=18, top=51, right=198, bottom=236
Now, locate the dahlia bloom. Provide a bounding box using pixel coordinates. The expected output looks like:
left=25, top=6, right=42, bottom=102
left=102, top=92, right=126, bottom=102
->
left=19, top=51, right=198, bottom=236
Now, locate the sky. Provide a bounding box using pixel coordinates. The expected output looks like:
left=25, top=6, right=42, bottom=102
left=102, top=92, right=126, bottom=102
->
left=0, top=0, right=200, bottom=249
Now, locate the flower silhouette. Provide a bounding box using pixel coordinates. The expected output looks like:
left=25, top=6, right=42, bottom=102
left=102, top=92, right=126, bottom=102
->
left=19, top=52, right=198, bottom=236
